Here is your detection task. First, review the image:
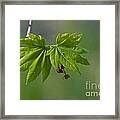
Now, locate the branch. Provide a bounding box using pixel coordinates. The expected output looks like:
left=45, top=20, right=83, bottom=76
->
left=26, top=20, right=32, bottom=37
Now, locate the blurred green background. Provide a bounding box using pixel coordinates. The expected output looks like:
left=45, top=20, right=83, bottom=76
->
left=20, top=20, right=100, bottom=100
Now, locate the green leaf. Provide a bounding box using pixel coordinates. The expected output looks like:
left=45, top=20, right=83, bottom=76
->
left=20, top=47, right=35, bottom=58
left=20, top=38, right=38, bottom=48
left=20, top=48, right=42, bottom=66
left=29, top=33, right=45, bottom=47
left=46, top=47, right=54, bottom=56
left=20, top=51, right=26, bottom=58
left=75, top=48, right=88, bottom=54
left=50, top=48, right=60, bottom=68
left=50, top=48, right=55, bottom=68
left=20, top=47, right=37, bottom=71
left=41, top=50, right=46, bottom=69
left=58, top=47, right=75, bottom=60
left=20, top=61, right=32, bottom=71
left=58, top=48, right=81, bottom=74
left=56, top=33, right=70, bottom=45
left=20, top=33, right=45, bottom=48
left=55, top=48, right=60, bottom=67
left=26, top=50, right=44, bottom=84
left=20, top=47, right=30, bottom=51
left=20, top=47, right=29, bottom=58
left=75, top=55, right=90, bottom=65
left=59, top=47, right=75, bottom=55
left=41, top=55, right=51, bottom=82
left=56, top=33, right=83, bottom=48
left=58, top=47, right=89, bottom=65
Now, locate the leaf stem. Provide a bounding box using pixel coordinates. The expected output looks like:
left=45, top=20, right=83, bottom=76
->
left=45, top=44, right=57, bottom=47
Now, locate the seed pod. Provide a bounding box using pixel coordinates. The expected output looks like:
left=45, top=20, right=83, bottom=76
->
left=59, top=68, right=64, bottom=73
left=61, top=64, right=65, bottom=69
left=56, top=68, right=64, bottom=73
left=64, top=74, right=70, bottom=79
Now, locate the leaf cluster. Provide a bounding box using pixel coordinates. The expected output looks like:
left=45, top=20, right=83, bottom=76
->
left=20, top=33, right=90, bottom=84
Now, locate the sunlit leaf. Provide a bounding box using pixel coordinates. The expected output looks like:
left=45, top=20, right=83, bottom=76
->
left=20, top=33, right=45, bottom=48
left=20, top=48, right=42, bottom=66
left=58, top=48, right=81, bottom=74
left=41, top=55, right=51, bottom=82
left=75, top=48, right=88, bottom=54
left=46, top=47, right=54, bottom=56
left=50, top=48, right=60, bottom=68
left=20, top=38, right=38, bottom=48
left=26, top=50, right=44, bottom=84
left=74, top=55, right=90, bottom=65
left=58, top=47, right=90, bottom=65
left=20, top=61, right=32, bottom=71
left=20, top=47, right=35, bottom=58
left=56, top=33, right=83, bottom=48
left=29, top=33, right=45, bottom=47
left=55, top=48, right=60, bottom=67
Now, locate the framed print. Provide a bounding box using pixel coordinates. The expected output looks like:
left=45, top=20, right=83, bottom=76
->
left=0, top=0, right=119, bottom=119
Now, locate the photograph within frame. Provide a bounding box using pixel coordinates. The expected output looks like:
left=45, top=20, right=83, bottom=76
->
left=20, top=20, right=100, bottom=100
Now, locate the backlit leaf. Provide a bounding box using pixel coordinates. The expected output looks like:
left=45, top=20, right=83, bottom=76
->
left=56, top=33, right=83, bottom=48
left=58, top=48, right=81, bottom=74
left=20, top=47, right=35, bottom=58
left=20, top=48, right=42, bottom=66
left=20, top=33, right=45, bottom=48
left=55, top=48, right=60, bottom=67
left=58, top=47, right=90, bottom=65
left=20, top=61, right=32, bottom=71
left=20, top=38, right=38, bottom=48
left=75, top=48, right=88, bottom=54
left=26, top=50, right=44, bottom=84
left=46, top=47, right=54, bottom=56
left=50, top=48, right=56, bottom=68
left=50, top=48, right=60, bottom=68
left=75, top=55, right=90, bottom=65
left=29, top=33, right=45, bottom=47
left=41, top=55, right=51, bottom=82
